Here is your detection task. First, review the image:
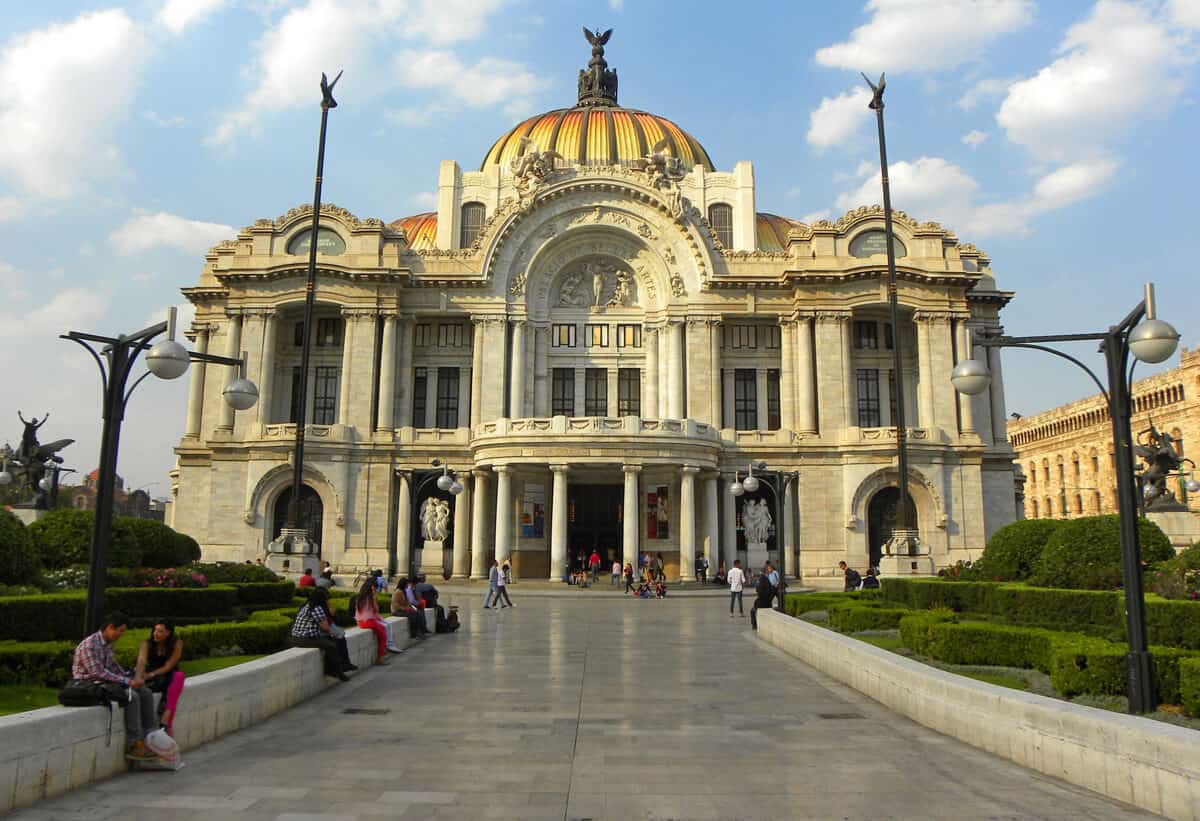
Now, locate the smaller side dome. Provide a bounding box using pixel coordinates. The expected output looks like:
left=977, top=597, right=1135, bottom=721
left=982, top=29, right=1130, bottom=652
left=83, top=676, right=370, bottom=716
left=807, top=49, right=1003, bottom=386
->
left=755, top=213, right=804, bottom=252
left=391, top=213, right=437, bottom=249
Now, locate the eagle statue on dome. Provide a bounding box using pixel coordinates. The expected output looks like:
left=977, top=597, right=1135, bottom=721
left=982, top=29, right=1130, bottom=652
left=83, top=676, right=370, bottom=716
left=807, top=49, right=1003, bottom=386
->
left=578, top=27, right=618, bottom=106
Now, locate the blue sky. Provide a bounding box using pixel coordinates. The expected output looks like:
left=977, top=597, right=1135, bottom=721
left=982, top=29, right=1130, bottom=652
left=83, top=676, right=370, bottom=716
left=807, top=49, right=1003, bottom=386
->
left=0, top=0, right=1196, bottom=492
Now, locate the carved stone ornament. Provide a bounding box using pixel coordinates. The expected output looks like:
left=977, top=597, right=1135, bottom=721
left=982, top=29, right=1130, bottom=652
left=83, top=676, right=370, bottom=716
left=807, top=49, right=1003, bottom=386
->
left=509, top=137, right=563, bottom=205
left=509, top=269, right=528, bottom=297
left=669, top=271, right=686, bottom=297
left=557, top=272, right=588, bottom=306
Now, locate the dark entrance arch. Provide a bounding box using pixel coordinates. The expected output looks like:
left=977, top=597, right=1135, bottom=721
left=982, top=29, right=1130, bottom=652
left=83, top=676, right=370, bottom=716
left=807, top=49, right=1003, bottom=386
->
left=272, top=485, right=324, bottom=556
left=866, top=487, right=917, bottom=569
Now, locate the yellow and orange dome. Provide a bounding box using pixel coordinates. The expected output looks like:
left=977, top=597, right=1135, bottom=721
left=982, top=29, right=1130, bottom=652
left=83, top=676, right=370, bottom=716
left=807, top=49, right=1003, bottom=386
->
left=390, top=212, right=437, bottom=249
left=481, top=106, right=714, bottom=172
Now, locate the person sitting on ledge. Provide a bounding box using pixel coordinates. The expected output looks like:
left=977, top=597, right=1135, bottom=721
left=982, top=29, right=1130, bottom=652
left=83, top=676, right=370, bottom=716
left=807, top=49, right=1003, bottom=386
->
left=390, top=577, right=429, bottom=640
left=355, top=580, right=399, bottom=663
left=297, top=568, right=316, bottom=588
left=714, top=561, right=727, bottom=586
left=136, top=620, right=185, bottom=736
left=860, top=567, right=881, bottom=590
left=654, top=580, right=667, bottom=599
left=415, top=574, right=456, bottom=632
left=289, top=588, right=356, bottom=681
left=72, top=611, right=159, bottom=760
left=316, top=569, right=335, bottom=589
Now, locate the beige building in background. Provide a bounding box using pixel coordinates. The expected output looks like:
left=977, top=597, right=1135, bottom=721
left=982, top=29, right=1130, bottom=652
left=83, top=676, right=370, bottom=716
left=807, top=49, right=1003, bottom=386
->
left=166, top=38, right=1018, bottom=581
left=1009, top=347, right=1200, bottom=527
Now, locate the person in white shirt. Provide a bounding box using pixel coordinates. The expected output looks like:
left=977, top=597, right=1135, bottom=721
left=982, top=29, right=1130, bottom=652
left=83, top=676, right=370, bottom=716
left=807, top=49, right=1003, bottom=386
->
left=611, top=559, right=621, bottom=585
left=727, top=559, right=746, bottom=617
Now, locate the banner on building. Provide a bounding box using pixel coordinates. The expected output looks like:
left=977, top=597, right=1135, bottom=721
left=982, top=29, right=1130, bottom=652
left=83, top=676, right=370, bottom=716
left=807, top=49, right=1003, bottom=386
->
left=646, top=485, right=669, bottom=540
left=521, top=482, right=545, bottom=538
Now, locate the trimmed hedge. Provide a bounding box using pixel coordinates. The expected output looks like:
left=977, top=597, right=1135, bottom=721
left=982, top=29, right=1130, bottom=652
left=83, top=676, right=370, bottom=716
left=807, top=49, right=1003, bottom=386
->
left=0, top=510, right=39, bottom=585
left=827, top=604, right=909, bottom=633
left=229, top=581, right=294, bottom=605
left=189, top=562, right=280, bottom=583
left=27, top=509, right=93, bottom=569
left=897, top=609, right=956, bottom=656
left=27, top=508, right=202, bottom=569
left=783, top=592, right=867, bottom=617
left=4, top=593, right=88, bottom=642
left=0, top=640, right=77, bottom=687
left=978, top=518, right=1063, bottom=581
left=1182, top=658, right=1200, bottom=717
left=106, top=586, right=239, bottom=619
left=1031, top=515, right=1173, bottom=590
left=174, top=613, right=292, bottom=659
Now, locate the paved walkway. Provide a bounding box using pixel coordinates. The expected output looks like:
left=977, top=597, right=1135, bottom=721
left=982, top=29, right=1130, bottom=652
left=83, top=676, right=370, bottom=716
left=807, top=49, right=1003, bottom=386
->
left=14, top=598, right=1155, bottom=821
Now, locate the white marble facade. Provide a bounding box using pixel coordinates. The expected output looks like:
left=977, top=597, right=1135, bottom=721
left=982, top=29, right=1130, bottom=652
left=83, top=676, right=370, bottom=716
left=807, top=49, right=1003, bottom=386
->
left=167, top=51, right=1018, bottom=583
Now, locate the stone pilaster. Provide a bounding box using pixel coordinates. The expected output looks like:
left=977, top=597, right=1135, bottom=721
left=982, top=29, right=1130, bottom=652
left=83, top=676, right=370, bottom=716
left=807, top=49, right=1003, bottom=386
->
left=509, top=319, right=526, bottom=418
left=470, top=469, right=491, bottom=579
left=397, top=317, right=414, bottom=428
left=470, top=318, right=484, bottom=428
left=795, top=315, right=817, bottom=434
left=721, top=472, right=737, bottom=568
left=955, top=319, right=976, bottom=436
left=783, top=475, right=796, bottom=577
left=814, top=312, right=851, bottom=436
left=551, top=464, right=569, bottom=581
left=703, top=473, right=719, bottom=573
left=644, top=325, right=659, bottom=418
left=377, top=313, right=397, bottom=431
left=185, top=325, right=211, bottom=438
left=256, top=312, right=277, bottom=427
left=667, top=321, right=684, bottom=419
left=988, top=345, right=1008, bottom=444
left=396, top=471, right=412, bottom=578
left=622, top=465, right=640, bottom=570
left=533, top=324, right=550, bottom=417
left=218, top=311, right=243, bottom=431
left=915, top=311, right=935, bottom=431
left=779, top=320, right=795, bottom=431
left=452, top=473, right=471, bottom=578
left=494, top=465, right=513, bottom=564
left=679, top=465, right=698, bottom=580
left=337, top=309, right=357, bottom=427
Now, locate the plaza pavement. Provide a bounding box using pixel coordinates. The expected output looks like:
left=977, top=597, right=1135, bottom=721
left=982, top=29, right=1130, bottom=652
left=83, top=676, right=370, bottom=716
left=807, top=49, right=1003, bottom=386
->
left=11, top=596, right=1157, bottom=821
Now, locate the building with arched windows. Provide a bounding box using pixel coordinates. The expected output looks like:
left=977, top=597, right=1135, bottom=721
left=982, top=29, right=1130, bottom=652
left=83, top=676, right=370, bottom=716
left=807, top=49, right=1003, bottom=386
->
left=166, top=35, right=1018, bottom=584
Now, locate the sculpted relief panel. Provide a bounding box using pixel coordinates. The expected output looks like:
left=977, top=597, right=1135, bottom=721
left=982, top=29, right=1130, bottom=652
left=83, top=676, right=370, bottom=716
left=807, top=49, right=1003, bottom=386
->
left=554, top=259, right=638, bottom=310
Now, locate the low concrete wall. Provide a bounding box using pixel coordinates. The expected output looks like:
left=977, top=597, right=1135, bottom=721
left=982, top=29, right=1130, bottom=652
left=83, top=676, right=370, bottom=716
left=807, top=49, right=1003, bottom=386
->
left=758, top=610, right=1200, bottom=819
left=0, top=618, right=409, bottom=814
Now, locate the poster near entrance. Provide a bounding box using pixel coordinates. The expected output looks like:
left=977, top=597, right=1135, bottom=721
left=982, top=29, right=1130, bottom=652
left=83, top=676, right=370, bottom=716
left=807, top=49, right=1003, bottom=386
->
left=521, top=482, right=545, bottom=538
left=646, top=486, right=669, bottom=539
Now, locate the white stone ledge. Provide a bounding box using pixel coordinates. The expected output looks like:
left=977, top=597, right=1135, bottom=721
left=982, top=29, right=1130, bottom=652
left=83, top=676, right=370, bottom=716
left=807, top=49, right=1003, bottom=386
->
left=757, top=610, right=1200, bottom=820
left=0, top=618, right=410, bottom=814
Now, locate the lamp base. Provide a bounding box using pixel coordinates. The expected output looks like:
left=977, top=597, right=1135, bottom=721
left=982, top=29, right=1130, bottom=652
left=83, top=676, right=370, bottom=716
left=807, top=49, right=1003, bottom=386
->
left=266, top=528, right=318, bottom=573
left=878, top=529, right=934, bottom=576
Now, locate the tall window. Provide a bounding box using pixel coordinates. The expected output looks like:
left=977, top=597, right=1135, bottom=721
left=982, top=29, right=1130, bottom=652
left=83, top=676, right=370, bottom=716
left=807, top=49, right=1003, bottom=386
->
left=552, top=324, right=577, bottom=348
left=888, top=370, right=897, bottom=427
left=708, top=203, right=733, bottom=248
left=289, top=366, right=302, bottom=422
left=726, top=325, right=756, bottom=349
left=436, top=367, right=459, bottom=428
left=853, top=321, right=878, bottom=350
left=766, top=369, right=781, bottom=430
left=734, top=369, right=757, bottom=431
left=313, top=366, right=338, bottom=425
left=1031, top=499, right=1039, bottom=518
left=586, top=324, right=609, bottom=347
left=412, top=367, right=428, bottom=427
left=883, top=322, right=894, bottom=350
left=414, top=324, right=431, bottom=347
left=552, top=368, right=574, bottom=416
left=459, top=202, right=485, bottom=247
left=585, top=368, right=607, bottom=415
left=618, top=368, right=640, bottom=416
left=616, top=324, right=641, bottom=348
left=293, top=321, right=305, bottom=347
left=857, top=369, right=881, bottom=427
left=315, top=318, right=342, bottom=347
left=438, top=324, right=465, bottom=347
left=762, top=326, right=780, bottom=349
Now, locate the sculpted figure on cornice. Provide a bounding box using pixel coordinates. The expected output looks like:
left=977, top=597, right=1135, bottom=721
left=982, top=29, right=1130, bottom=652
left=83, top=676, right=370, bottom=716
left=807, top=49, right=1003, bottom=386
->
left=509, top=137, right=563, bottom=205
left=833, top=205, right=919, bottom=232
left=272, top=202, right=379, bottom=230
left=633, top=137, right=686, bottom=191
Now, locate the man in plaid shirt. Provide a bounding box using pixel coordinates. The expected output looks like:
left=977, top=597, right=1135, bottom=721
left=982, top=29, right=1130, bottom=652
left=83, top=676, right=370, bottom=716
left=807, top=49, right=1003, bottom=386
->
left=71, top=612, right=157, bottom=760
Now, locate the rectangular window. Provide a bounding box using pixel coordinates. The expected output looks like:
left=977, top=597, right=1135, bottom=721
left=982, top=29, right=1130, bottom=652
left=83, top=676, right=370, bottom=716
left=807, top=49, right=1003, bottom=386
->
left=289, top=366, right=302, bottom=422
left=734, top=369, right=757, bottom=431
left=552, top=368, right=574, bottom=416
left=585, top=368, right=607, bottom=416
left=436, top=367, right=459, bottom=428
left=293, top=321, right=305, bottom=348
left=883, top=322, right=894, bottom=350
left=853, top=321, right=878, bottom=350
left=313, top=366, right=338, bottom=425
left=762, top=326, right=780, bottom=349
left=856, top=368, right=881, bottom=428
left=766, top=369, right=781, bottom=430
left=726, top=325, right=756, bottom=349
left=618, top=368, right=640, bottom=416
left=616, top=324, right=642, bottom=348
left=414, top=324, right=431, bottom=347
left=586, top=324, right=609, bottom=348
left=888, top=370, right=897, bottom=425
left=412, top=367, right=428, bottom=426
left=315, top=318, right=342, bottom=347
left=437, top=324, right=465, bottom=347
left=552, top=324, right=576, bottom=348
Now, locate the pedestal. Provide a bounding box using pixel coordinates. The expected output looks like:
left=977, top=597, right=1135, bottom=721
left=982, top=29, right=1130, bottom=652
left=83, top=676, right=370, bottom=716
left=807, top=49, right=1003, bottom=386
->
left=267, top=528, right=317, bottom=574
left=1146, top=510, right=1200, bottom=552
left=746, top=541, right=769, bottom=573
left=878, top=529, right=935, bottom=577
left=418, top=539, right=445, bottom=577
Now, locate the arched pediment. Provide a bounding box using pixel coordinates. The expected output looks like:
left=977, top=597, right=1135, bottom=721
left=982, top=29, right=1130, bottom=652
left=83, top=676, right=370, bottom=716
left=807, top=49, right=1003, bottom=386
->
left=245, top=463, right=344, bottom=529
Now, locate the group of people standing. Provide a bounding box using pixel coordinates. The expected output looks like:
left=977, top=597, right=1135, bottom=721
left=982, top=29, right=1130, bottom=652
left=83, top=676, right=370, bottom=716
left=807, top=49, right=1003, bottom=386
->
left=726, top=559, right=782, bottom=630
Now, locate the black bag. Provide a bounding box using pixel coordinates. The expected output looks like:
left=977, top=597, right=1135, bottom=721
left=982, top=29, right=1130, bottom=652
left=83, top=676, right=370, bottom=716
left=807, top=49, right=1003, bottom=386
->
left=58, top=678, right=128, bottom=707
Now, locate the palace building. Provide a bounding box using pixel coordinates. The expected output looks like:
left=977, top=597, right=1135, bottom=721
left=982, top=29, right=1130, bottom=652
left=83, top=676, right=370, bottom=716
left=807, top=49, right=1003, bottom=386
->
left=167, top=34, right=1019, bottom=582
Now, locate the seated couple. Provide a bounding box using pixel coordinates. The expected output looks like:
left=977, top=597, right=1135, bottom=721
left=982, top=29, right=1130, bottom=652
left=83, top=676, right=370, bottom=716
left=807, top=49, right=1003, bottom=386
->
left=70, top=612, right=186, bottom=761
left=632, top=580, right=667, bottom=599
left=390, top=576, right=434, bottom=639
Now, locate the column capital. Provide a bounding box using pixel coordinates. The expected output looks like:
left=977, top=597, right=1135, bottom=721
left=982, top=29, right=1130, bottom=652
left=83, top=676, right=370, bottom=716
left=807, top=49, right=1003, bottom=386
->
left=493, top=464, right=513, bottom=476
left=913, top=310, right=955, bottom=324
left=686, top=316, right=721, bottom=329
left=240, top=307, right=278, bottom=318
left=622, top=464, right=642, bottom=474
left=813, top=310, right=852, bottom=323
left=549, top=463, right=571, bottom=475
left=680, top=465, right=701, bottom=476
left=471, top=467, right=490, bottom=480
left=223, top=307, right=246, bottom=318
left=340, top=307, right=378, bottom=319
left=472, top=315, right=507, bottom=327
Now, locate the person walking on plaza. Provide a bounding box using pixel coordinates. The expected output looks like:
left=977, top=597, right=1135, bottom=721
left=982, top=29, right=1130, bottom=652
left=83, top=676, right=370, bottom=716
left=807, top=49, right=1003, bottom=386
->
left=483, top=558, right=500, bottom=608
left=766, top=561, right=781, bottom=609
left=639, top=551, right=649, bottom=581
left=623, top=562, right=635, bottom=594
left=494, top=561, right=514, bottom=607
left=136, top=620, right=185, bottom=736
left=696, top=555, right=708, bottom=583
left=751, top=567, right=774, bottom=630
left=839, top=560, right=862, bottom=592
left=611, top=559, right=621, bottom=586
left=72, top=611, right=158, bottom=760
left=588, top=549, right=602, bottom=583
left=654, top=552, right=665, bottom=582
left=727, top=559, right=746, bottom=618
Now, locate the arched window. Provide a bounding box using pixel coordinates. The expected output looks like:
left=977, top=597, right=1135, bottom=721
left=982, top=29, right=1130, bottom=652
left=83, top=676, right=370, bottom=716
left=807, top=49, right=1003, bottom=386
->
left=708, top=203, right=733, bottom=248
left=1031, top=499, right=1039, bottom=518
left=459, top=202, right=485, bottom=248
left=1075, top=494, right=1083, bottom=515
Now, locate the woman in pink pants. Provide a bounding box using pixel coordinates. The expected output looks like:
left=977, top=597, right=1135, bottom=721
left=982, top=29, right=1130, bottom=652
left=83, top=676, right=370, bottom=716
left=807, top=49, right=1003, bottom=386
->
left=137, top=621, right=186, bottom=735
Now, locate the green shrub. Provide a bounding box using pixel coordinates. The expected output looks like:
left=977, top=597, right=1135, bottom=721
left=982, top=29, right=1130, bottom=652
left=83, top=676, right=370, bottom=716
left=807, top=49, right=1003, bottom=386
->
left=0, top=510, right=39, bottom=585
left=174, top=533, right=202, bottom=565
left=1181, top=658, right=1200, bottom=716
left=978, top=519, right=1063, bottom=581
left=1048, top=641, right=1197, bottom=705
left=1148, top=544, right=1200, bottom=601
left=783, top=592, right=865, bottom=617
left=231, top=581, right=295, bottom=605
left=105, top=585, right=238, bottom=619
left=1031, top=515, right=1173, bottom=590
left=175, top=614, right=292, bottom=658
left=118, top=518, right=195, bottom=568
left=828, top=604, right=909, bottom=633
left=926, top=622, right=1059, bottom=672
left=897, top=609, right=956, bottom=656
left=0, top=641, right=77, bottom=687
left=2, top=593, right=88, bottom=641
left=879, top=578, right=996, bottom=613
left=188, top=562, right=280, bottom=583
left=28, top=509, right=93, bottom=569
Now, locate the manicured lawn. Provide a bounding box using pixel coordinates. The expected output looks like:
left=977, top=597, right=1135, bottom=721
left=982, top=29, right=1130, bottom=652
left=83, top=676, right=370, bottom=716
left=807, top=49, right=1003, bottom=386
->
left=0, top=685, right=59, bottom=716
left=854, top=635, right=905, bottom=652
left=179, top=654, right=264, bottom=676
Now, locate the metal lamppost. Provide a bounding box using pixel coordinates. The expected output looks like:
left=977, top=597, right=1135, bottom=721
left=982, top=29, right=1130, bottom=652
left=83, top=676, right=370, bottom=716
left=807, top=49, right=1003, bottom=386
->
left=727, top=461, right=797, bottom=610
left=405, top=459, right=463, bottom=581
left=862, top=72, right=919, bottom=559
left=951, top=284, right=1180, bottom=714
left=278, top=70, right=342, bottom=556
left=64, top=307, right=259, bottom=634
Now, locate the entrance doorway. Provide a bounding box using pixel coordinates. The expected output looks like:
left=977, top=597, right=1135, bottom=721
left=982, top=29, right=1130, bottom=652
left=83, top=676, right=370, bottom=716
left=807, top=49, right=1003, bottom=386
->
left=567, top=484, right=622, bottom=570
left=272, top=485, right=324, bottom=557
left=866, top=487, right=918, bottom=569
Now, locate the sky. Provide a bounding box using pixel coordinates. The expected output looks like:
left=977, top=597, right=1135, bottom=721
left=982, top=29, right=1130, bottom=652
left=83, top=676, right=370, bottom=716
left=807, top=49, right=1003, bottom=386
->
left=0, top=0, right=1197, bottom=495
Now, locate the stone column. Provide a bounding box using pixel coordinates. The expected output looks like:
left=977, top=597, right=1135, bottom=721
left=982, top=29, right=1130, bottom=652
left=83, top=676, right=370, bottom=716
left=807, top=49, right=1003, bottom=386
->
left=397, top=317, right=414, bottom=428
left=721, top=472, right=737, bottom=566
left=622, top=465, right=640, bottom=570
left=494, top=465, right=513, bottom=564
left=779, top=320, right=795, bottom=431
left=679, top=466, right=698, bottom=580
left=709, top=320, right=722, bottom=426
left=533, top=325, right=550, bottom=417
left=644, top=326, right=659, bottom=418
left=955, top=320, right=976, bottom=435
left=795, top=315, right=817, bottom=434
left=377, top=314, right=397, bottom=431
left=509, top=320, right=526, bottom=418
left=841, top=316, right=855, bottom=427
left=396, top=471, right=412, bottom=579
left=185, top=325, right=210, bottom=438
left=253, top=313, right=277, bottom=427
left=551, top=464, right=569, bottom=581
left=470, top=469, right=491, bottom=579
left=916, top=313, right=935, bottom=431
left=667, top=321, right=684, bottom=419
left=783, top=475, right=797, bottom=578
left=337, top=311, right=356, bottom=427
left=452, top=473, right=471, bottom=578
left=470, top=316, right=484, bottom=427
left=658, top=326, right=669, bottom=417
left=218, top=312, right=243, bottom=430
left=703, top=474, right=719, bottom=573
left=988, top=345, right=1008, bottom=443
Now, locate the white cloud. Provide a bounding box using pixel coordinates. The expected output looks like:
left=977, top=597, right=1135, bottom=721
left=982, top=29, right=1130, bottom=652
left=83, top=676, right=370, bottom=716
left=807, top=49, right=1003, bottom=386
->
left=836, top=156, right=979, bottom=219
left=384, top=105, right=446, bottom=126
left=402, top=0, right=509, bottom=44
left=0, top=196, right=21, bottom=221
left=996, top=1, right=1190, bottom=160
left=816, top=0, right=1034, bottom=73
left=1167, top=0, right=1200, bottom=28
left=0, top=10, right=148, bottom=198
left=1029, top=157, right=1120, bottom=210
left=410, top=191, right=438, bottom=208
left=609, top=0, right=625, bottom=9
left=962, top=129, right=989, bottom=146
left=157, top=0, right=229, bottom=35
left=110, top=212, right=235, bottom=256
left=799, top=210, right=831, bottom=224
left=145, top=111, right=186, bottom=128
left=806, top=88, right=871, bottom=151
left=957, top=76, right=1017, bottom=110
left=394, top=49, right=546, bottom=112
